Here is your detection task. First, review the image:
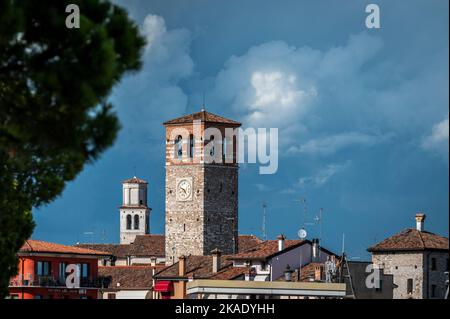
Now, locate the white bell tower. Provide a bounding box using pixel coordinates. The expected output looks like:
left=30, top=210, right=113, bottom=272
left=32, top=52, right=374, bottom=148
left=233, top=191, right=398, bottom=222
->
left=119, top=176, right=151, bottom=244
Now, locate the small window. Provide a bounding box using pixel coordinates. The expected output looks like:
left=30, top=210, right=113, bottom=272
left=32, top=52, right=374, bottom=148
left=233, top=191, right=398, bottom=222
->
left=59, top=262, right=67, bottom=280
left=126, top=214, right=132, bottom=230
left=83, top=263, right=89, bottom=278
left=431, top=258, right=437, bottom=271
left=431, top=285, right=437, bottom=298
left=407, top=278, right=413, bottom=294
left=183, top=224, right=186, bottom=232
left=107, top=293, right=116, bottom=299
left=134, top=214, right=139, bottom=230
left=36, top=261, right=51, bottom=276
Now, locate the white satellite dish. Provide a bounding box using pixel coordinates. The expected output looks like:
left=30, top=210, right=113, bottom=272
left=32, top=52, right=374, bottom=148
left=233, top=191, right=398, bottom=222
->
left=298, top=228, right=307, bottom=239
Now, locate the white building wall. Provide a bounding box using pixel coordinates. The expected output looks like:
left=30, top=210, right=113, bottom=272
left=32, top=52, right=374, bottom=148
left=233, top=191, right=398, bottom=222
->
left=102, top=290, right=150, bottom=299
left=269, top=244, right=332, bottom=281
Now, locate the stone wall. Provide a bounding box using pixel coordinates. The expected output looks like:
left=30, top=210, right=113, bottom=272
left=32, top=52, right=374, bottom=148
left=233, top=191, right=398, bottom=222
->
left=203, top=165, right=238, bottom=255
left=372, top=251, right=449, bottom=299
left=424, top=251, right=449, bottom=299
left=165, top=164, right=238, bottom=264
left=372, top=252, right=424, bottom=299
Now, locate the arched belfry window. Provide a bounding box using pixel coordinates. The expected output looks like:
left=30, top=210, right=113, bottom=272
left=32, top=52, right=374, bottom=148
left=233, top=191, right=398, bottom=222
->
left=189, top=134, right=194, bottom=158
left=134, top=215, right=140, bottom=230
left=126, top=214, right=132, bottom=230
left=222, top=137, right=227, bottom=162
left=175, top=135, right=183, bottom=159
left=209, top=136, right=215, bottom=157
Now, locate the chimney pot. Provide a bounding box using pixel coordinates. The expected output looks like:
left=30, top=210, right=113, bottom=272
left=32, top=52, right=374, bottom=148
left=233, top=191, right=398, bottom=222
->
left=312, top=238, right=320, bottom=261
left=178, top=255, right=186, bottom=276
left=211, top=248, right=222, bottom=273
left=277, top=234, right=286, bottom=251
left=415, top=213, right=426, bottom=232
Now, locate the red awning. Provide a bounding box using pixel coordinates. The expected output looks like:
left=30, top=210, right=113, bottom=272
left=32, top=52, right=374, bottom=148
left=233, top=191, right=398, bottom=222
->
left=154, top=281, right=172, bottom=292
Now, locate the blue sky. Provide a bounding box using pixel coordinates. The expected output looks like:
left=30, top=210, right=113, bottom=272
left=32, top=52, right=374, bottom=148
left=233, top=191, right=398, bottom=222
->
left=33, top=0, right=448, bottom=260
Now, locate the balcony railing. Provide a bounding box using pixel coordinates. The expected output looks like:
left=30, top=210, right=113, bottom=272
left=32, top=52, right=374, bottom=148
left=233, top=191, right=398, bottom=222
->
left=9, top=275, right=108, bottom=288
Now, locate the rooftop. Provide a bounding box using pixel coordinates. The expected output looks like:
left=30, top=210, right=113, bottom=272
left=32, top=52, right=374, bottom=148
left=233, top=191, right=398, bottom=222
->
left=99, top=265, right=162, bottom=289
left=368, top=228, right=449, bottom=252
left=230, top=239, right=307, bottom=261
left=122, top=176, right=148, bottom=184
left=20, top=239, right=110, bottom=256
left=153, top=255, right=249, bottom=280
left=76, top=235, right=165, bottom=259
left=76, top=234, right=261, bottom=259
left=163, top=110, right=241, bottom=126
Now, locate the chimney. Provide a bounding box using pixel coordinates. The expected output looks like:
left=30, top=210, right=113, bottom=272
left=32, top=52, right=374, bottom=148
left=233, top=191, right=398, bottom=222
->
left=211, top=248, right=222, bottom=273
left=415, top=213, right=426, bottom=232
left=314, top=264, right=323, bottom=281
left=277, top=234, right=286, bottom=252
left=178, top=255, right=186, bottom=276
left=312, top=238, right=320, bottom=261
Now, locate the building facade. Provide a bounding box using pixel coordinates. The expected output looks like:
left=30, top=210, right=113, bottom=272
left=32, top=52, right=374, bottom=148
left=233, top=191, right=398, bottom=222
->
left=369, top=214, right=449, bottom=299
left=120, top=177, right=151, bottom=244
left=8, top=240, right=110, bottom=299
left=163, top=110, right=241, bottom=264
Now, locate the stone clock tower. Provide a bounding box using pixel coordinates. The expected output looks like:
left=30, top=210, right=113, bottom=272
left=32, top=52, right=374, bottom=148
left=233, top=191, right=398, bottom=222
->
left=163, top=109, right=241, bottom=264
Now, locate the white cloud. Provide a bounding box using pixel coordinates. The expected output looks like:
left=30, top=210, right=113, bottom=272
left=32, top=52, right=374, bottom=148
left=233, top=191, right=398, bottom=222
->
left=141, top=14, right=193, bottom=82
left=281, top=161, right=350, bottom=193
left=209, top=33, right=387, bottom=152
left=114, top=14, right=194, bottom=154
left=298, top=161, right=350, bottom=188
left=254, top=183, right=272, bottom=192
left=287, top=132, right=391, bottom=156
left=421, top=114, right=449, bottom=160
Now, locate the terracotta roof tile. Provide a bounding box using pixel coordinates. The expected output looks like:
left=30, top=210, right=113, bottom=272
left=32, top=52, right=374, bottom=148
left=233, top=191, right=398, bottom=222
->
left=238, top=235, right=263, bottom=253
left=77, top=235, right=256, bottom=259
left=231, top=239, right=307, bottom=260
left=20, top=239, right=110, bottom=256
left=76, top=235, right=165, bottom=258
left=163, top=110, right=241, bottom=126
left=76, top=243, right=134, bottom=259
left=154, top=255, right=239, bottom=279
left=129, top=235, right=165, bottom=257
left=122, top=176, right=148, bottom=184
left=209, top=265, right=251, bottom=280
left=368, top=229, right=449, bottom=252
left=99, top=266, right=162, bottom=289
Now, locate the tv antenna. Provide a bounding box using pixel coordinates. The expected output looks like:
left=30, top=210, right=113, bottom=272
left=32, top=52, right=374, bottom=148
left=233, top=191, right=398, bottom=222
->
left=261, top=203, right=267, bottom=241
left=83, top=231, right=94, bottom=246
left=293, top=197, right=307, bottom=228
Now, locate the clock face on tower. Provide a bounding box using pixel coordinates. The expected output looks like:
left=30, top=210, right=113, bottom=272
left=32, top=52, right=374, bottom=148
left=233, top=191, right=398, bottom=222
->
left=176, top=177, right=193, bottom=201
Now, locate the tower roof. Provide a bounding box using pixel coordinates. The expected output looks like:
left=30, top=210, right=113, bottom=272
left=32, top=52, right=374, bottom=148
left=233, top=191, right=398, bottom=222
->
left=122, top=176, right=148, bottom=184
left=368, top=229, right=449, bottom=253
left=163, top=110, right=241, bottom=126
